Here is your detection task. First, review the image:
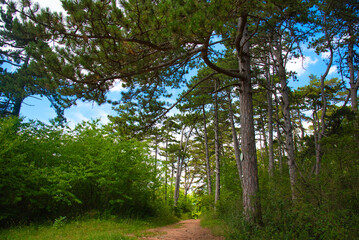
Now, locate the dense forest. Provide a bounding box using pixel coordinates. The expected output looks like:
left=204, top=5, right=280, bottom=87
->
left=0, top=0, right=358, bottom=239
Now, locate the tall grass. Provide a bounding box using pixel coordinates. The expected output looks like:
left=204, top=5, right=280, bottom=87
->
left=0, top=215, right=178, bottom=240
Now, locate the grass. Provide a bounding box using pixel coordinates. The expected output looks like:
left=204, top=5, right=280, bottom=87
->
left=0, top=216, right=178, bottom=240
left=200, top=213, right=229, bottom=238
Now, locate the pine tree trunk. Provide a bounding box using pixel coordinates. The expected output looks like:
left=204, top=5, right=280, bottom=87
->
left=214, top=79, right=221, bottom=205
left=227, top=91, right=243, bottom=181
left=174, top=155, right=182, bottom=206
left=259, top=115, right=268, bottom=160
left=279, top=68, right=297, bottom=200
left=202, top=105, right=213, bottom=195
left=348, top=25, right=359, bottom=112
left=12, top=97, right=23, bottom=117
left=164, top=139, right=168, bottom=202
left=275, top=93, right=283, bottom=172
left=297, top=109, right=305, bottom=149
left=154, top=134, right=158, bottom=177
left=174, top=127, right=193, bottom=207
left=313, top=107, right=322, bottom=175
left=174, top=128, right=185, bottom=207
left=236, top=15, right=262, bottom=224
left=266, top=71, right=274, bottom=176
left=272, top=38, right=297, bottom=200
left=170, top=161, right=174, bottom=203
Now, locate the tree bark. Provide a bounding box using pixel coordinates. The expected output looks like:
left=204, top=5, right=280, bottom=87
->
left=174, top=126, right=193, bottom=206
left=315, top=14, right=332, bottom=175
left=272, top=36, right=297, bottom=200
left=266, top=66, right=274, bottom=176
left=348, top=25, right=359, bottom=112
left=259, top=115, right=268, bottom=162
left=236, top=15, right=262, bottom=224
left=164, top=138, right=168, bottom=202
left=202, top=105, right=212, bottom=195
left=227, top=91, right=243, bottom=181
left=275, top=93, right=283, bottom=172
left=214, top=79, right=221, bottom=205
left=279, top=68, right=297, bottom=200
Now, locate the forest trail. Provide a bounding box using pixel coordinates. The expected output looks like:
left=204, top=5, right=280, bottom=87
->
left=140, top=219, right=225, bottom=240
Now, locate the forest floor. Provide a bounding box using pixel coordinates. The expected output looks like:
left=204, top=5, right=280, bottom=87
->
left=139, top=219, right=225, bottom=240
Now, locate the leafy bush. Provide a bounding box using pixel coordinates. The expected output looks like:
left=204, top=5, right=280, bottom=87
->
left=0, top=118, right=161, bottom=226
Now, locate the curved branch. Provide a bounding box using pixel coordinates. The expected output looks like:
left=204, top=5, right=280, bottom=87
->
left=201, top=38, right=243, bottom=79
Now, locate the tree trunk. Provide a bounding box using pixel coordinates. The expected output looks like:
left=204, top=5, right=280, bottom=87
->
left=174, top=126, right=193, bottom=207
left=202, top=105, right=212, bottom=195
left=170, top=161, right=174, bottom=203
left=174, top=128, right=185, bottom=207
left=154, top=134, right=158, bottom=177
left=12, top=97, right=24, bottom=117
left=272, top=36, right=297, bottom=200
left=275, top=93, right=283, bottom=172
left=227, top=91, right=243, bottom=181
left=312, top=107, right=322, bottom=176
left=259, top=115, right=268, bottom=161
left=236, top=15, right=262, bottom=224
left=164, top=139, right=168, bottom=202
left=348, top=25, right=359, bottom=112
left=279, top=69, right=297, bottom=200
left=297, top=109, right=305, bottom=149
left=266, top=66, right=274, bottom=176
left=214, top=79, right=221, bottom=205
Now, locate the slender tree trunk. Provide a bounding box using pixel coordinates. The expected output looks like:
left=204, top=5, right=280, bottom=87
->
left=174, top=126, right=193, bottom=207
left=174, top=128, right=185, bottom=207
left=202, top=105, right=213, bottom=195
left=154, top=134, right=158, bottom=177
left=275, top=93, right=283, bottom=172
left=170, top=161, right=174, bottom=203
left=348, top=25, right=359, bottom=112
left=184, top=163, right=188, bottom=198
left=174, top=158, right=182, bottom=206
left=315, top=15, right=332, bottom=175
left=164, top=139, right=168, bottom=202
left=227, top=91, right=243, bottom=181
left=266, top=67, right=274, bottom=176
left=312, top=107, right=322, bottom=176
left=259, top=115, right=268, bottom=161
left=297, top=109, right=305, bottom=149
left=214, top=79, right=221, bottom=205
left=279, top=69, right=297, bottom=200
left=272, top=37, right=297, bottom=200
left=236, top=15, right=262, bottom=224
left=184, top=165, right=195, bottom=197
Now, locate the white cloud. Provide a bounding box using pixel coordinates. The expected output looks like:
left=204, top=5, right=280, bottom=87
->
left=34, top=0, right=64, bottom=12
left=65, top=101, right=113, bottom=128
left=109, top=80, right=124, bottom=92
left=321, top=51, right=331, bottom=59
left=286, top=56, right=318, bottom=76
left=73, top=112, right=90, bottom=122
left=328, top=65, right=337, bottom=75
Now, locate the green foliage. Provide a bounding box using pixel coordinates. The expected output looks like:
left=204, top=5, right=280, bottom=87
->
left=0, top=117, right=164, bottom=226
left=0, top=4, right=72, bottom=120
left=53, top=216, right=67, bottom=229
left=199, top=109, right=359, bottom=239
left=0, top=216, right=176, bottom=240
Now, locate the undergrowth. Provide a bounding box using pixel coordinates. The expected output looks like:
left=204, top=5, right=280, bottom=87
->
left=0, top=213, right=179, bottom=240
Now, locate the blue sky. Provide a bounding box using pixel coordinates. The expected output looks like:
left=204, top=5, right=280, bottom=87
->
left=17, top=0, right=340, bottom=127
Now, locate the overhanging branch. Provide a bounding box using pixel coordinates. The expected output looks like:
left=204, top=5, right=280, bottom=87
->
left=142, top=72, right=218, bottom=130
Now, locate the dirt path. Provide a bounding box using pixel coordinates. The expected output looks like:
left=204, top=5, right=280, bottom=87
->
left=140, top=219, right=224, bottom=240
